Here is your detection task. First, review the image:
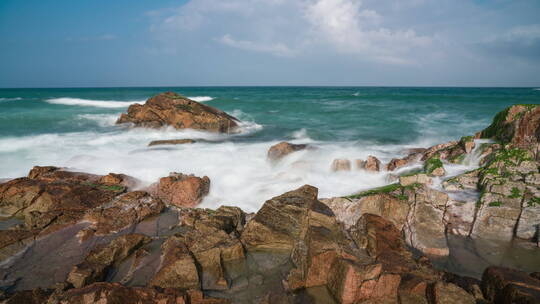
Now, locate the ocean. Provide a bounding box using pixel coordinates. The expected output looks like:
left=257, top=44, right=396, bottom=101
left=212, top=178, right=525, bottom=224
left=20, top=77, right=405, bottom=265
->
left=1, top=87, right=539, bottom=212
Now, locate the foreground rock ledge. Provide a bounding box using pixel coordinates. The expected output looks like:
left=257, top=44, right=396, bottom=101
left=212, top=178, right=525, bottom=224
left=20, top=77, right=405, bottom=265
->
left=116, top=92, right=239, bottom=133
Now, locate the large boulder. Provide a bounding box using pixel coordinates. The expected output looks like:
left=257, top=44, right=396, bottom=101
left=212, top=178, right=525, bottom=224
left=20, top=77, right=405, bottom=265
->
left=116, top=92, right=239, bottom=133
left=156, top=173, right=210, bottom=208
left=267, top=142, right=307, bottom=162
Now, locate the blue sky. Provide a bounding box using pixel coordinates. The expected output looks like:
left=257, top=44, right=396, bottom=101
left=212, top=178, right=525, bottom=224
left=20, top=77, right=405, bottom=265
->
left=1, top=0, right=539, bottom=87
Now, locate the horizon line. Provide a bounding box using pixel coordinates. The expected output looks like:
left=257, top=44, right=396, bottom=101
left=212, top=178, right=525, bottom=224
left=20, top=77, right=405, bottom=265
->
left=1, top=85, right=539, bottom=90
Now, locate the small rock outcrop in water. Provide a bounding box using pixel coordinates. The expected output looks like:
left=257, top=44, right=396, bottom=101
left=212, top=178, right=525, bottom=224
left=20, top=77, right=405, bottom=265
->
left=363, top=155, right=382, bottom=172
left=267, top=141, right=308, bottom=162
left=116, top=92, right=239, bottom=133
left=148, top=139, right=196, bottom=146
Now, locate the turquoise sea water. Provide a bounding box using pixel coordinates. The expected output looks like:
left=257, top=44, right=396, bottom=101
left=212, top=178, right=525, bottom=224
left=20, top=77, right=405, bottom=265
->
left=1, top=87, right=539, bottom=211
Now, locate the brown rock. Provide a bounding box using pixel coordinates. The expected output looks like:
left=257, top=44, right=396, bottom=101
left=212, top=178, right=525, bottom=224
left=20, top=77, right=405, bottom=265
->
left=267, top=142, right=307, bottom=161
left=149, top=237, right=200, bottom=290
left=174, top=207, right=247, bottom=290
left=364, top=156, right=381, bottom=172
left=116, top=92, right=239, bottom=133
left=241, top=185, right=325, bottom=251
left=331, top=159, right=351, bottom=171
left=157, top=173, right=210, bottom=208
left=351, top=214, right=416, bottom=274
left=148, top=139, right=196, bottom=146
left=386, top=158, right=409, bottom=171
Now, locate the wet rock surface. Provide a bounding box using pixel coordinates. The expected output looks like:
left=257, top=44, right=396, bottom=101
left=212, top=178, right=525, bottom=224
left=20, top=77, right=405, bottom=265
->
left=117, top=92, right=239, bottom=133
left=0, top=104, right=540, bottom=303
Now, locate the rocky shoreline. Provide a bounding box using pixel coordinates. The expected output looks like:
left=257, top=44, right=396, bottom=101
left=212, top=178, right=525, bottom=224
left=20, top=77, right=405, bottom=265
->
left=0, top=94, right=539, bottom=303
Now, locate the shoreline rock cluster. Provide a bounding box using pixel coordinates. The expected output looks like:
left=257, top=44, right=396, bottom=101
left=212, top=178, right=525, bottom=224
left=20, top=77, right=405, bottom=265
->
left=0, top=94, right=539, bottom=303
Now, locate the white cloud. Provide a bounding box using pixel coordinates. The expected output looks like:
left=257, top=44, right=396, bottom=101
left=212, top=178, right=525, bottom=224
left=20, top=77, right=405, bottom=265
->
left=149, top=0, right=434, bottom=64
left=304, top=0, right=431, bottom=64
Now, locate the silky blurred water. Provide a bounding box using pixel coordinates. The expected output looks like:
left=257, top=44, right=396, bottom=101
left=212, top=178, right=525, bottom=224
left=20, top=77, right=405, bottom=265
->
left=0, top=86, right=539, bottom=211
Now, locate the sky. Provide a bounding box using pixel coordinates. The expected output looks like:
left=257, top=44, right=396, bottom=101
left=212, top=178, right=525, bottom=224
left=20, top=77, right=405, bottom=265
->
left=0, top=0, right=539, bottom=87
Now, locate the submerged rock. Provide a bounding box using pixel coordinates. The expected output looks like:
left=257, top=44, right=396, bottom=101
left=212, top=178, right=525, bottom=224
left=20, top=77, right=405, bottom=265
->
left=116, top=92, right=239, bottom=133
left=364, top=155, right=382, bottom=172
left=267, top=141, right=307, bottom=162
left=331, top=158, right=351, bottom=171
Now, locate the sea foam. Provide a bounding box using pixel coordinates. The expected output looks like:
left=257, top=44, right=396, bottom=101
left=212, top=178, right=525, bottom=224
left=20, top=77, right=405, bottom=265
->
left=46, top=98, right=143, bottom=108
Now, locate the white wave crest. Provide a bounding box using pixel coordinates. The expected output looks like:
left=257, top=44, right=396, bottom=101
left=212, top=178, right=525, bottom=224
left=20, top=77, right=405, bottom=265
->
left=45, top=98, right=143, bottom=108
left=0, top=97, right=22, bottom=102
left=188, top=96, right=214, bottom=102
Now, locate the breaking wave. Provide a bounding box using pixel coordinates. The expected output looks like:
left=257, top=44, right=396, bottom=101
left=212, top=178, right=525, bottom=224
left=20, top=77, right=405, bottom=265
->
left=46, top=98, right=143, bottom=108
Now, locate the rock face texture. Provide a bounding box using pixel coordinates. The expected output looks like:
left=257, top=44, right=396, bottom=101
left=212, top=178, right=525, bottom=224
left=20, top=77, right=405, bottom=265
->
left=67, top=234, right=150, bottom=288
left=116, top=92, right=239, bottom=133
left=267, top=141, right=308, bottom=162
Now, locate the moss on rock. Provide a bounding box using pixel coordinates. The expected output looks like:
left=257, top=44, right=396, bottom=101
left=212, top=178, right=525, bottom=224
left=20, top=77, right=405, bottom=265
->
left=424, top=157, right=443, bottom=174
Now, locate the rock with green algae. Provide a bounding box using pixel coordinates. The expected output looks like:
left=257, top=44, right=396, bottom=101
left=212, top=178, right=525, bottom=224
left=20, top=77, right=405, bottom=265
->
left=480, top=104, right=540, bottom=149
